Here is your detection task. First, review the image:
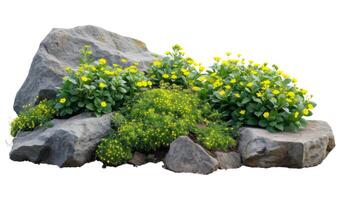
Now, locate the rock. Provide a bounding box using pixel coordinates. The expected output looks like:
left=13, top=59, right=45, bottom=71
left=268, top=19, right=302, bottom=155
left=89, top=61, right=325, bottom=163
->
left=128, top=152, right=147, bottom=166
left=14, top=25, right=156, bottom=113
left=238, top=120, right=335, bottom=168
left=10, top=112, right=112, bottom=167
left=164, top=136, right=219, bottom=174
left=215, top=151, right=241, bottom=169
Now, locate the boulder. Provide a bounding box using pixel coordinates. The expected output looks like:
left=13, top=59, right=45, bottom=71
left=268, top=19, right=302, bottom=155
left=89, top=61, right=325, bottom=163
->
left=10, top=113, right=112, bottom=167
left=14, top=25, right=156, bottom=113
left=128, top=152, right=147, bottom=166
left=215, top=151, right=241, bottom=169
left=238, top=120, right=335, bottom=168
left=164, top=136, right=219, bottom=174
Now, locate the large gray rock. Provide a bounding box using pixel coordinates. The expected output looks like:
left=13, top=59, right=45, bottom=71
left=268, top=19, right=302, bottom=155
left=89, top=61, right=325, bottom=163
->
left=164, top=136, right=219, bottom=174
left=14, top=25, right=156, bottom=113
left=239, top=120, right=335, bottom=168
left=10, top=112, right=112, bottom=167
left=215, top=151, right=241, bottom=169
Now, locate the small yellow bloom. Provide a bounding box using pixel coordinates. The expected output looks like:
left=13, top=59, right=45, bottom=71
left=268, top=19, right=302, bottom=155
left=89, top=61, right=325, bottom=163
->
left=59, top=98, right=66, bottom=104
left=240, top=110, right=246, bottom=115
left=192, top=86, right=201, bottom=91
left=147, top=81, right=153, bottom=86
left=263, top=112, right=270, bottom=118
left=230, top=79, right=237, bottom=84
left=199, top=66, right=205, bottom=72
left=99, top=82, right=107, bottom=89
left=136, top=81, right=143, bottom=87
left=81, top=76, right=88, bottom=82
left=162, top=74, right=169, bottom=79
left=287, top=91, right=295, bottom=98
left=218, top=90, right=226, bottom=96
left=65, top=66, right=72, bottom=73
left=246, top=82, right=253, bottom=88
left=294, top=112, right=300, bottom=118
left=225, top=52, right=232, bottom=56
left=98, top=58, right=107, bottom=65
left=272, top=89, right=280, bottom=95
left=224, top=85, right=231, bottom=90
left=100, top=101, right=107, bottom=108
left=256, top=92, right=263, bottom=97
left=153, top=60, right=162, bottom=67
left=171, top=74, right=177, bottom=80
left=308, top=103, right=314, bottom=109
left=303, top=109, right=309, bottom=116
left=128, top=68, right=138, bottom=73
left=183, top=71, right=190, bottom=76
left=262, top=80, right=271, bottom=85
left=292, top=78, right=298, bottom=83
left=301, top=89, right=308, bottom=95
left=234, top=93, right=240, bottom=98
left=213, top=56, right=221, bottom=62
left=112, top=63, right=119, bottom=67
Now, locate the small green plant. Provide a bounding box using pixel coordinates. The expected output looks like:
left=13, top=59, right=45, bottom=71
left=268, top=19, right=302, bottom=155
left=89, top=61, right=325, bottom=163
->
left=147, top=44, right=203, bottom=89
left=55, top=45, right=151, bottom=117
left=196, top=54, right=316, bottom=132
left=10, top=100, right=56, bottom=137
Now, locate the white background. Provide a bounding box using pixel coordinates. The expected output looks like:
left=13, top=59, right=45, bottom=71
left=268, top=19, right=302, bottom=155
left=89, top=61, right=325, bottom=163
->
left=0, top=0, right=340, bottom=199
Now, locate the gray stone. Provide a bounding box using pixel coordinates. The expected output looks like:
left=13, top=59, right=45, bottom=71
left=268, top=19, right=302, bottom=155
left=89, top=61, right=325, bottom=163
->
left=215, top=151, right=241, bottom=169
left=10, top=112, right=112, bottom=167
left=14, top=25, right=157, bottom=113
left=128, top=152, right=147, bottom=166
left=238, top=120, right=335, bottom=168
left=164, top=136, right=219, bottom=174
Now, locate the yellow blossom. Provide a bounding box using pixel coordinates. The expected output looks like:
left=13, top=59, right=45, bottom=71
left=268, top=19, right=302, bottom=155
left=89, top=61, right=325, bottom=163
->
left=120, top=58, right=128, bottom=63
left=199, top=66, right=205, bottom=72
left=81, top=76, right=88, bottom=82
left=247, top=82, right=253, bottom=88
left=101, top=101, right=107, bottom=108
left=292, top=78, right=298, bottom=83
left=98, top=58, right=107, bottom=65
left=162, top=74, right=169, bottom=79
left=213, top=80, right=223, bottom=88
left=147, top=81, right=153, bottom=86
left=213, top=56, right=221, bottom=62
left=263, top=112, right=270, bottom=118
left=99, top=82, right=107, bottom=89
left=294, top=111, right=300, bottom=118
left=65, top=66, right=72, bottom=73
left=112, top=63, right=119, bottom=67
left=303, top=109, right=309, bottom=116
left=256, top=92, right=263, bottom=97
left=224, top=85, right=231, bottom=90
left=287, top=91, right=295, bottom=98
left=218, top=90, right=226, bottom=96
left=272, top=89, right=280, bottom=95
left=59, top=98, right=66, bottom=104
left=301, top=89, right=308, bottom=95
left=171, top=74, right=177, bottom=80
left=153, top=60, right=162, bottom=67
left=240, top=110, right=246, bottom=115
left=234, top=93, right=240, bottom=98
left=192, top=86, right=201, bottom=91
left=308, top=103, right=314, bottom=109
left=230, top=79, right=237, bottom=84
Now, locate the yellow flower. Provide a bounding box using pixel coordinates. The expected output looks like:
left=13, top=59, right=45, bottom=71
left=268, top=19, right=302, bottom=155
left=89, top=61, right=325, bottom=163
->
left=218, top=90, right=226, bottom=96
left=308, top=103, right=314, bottom=109
left=112, top=63, right=119, bottom=67
left=136, top=81, right=143, bottom=87
left=128, top=67, right=138, bottom=73
left=171, top=74, right=177, bottom=80
left=246, top=82, right=253, bottom=88
left=81, top=76, right=88, bottom=82
left=147, top=81, right=153, bottom=86
left=303, top=109, right=309, bottom=116
left=240, top=110, right=246, bottom=115
left=213, top=56, right=221, bottom=62
left=198, top=76, right=206, bottom=82
left=192, top=86, right=201, bottom=91
left=263, top=112, right=270, bottom=118
left=225, top=52, right=232, bottom=56
left=100, top=101, right=107, bottom=108
left=287, top=91, right=295, bottom=98
left=199, top=66, right=205, bottom=72
left=251, top=70, right=257, bottom=75
left=59, top=98, right=66, bottom=104
left=98, top=58, right=107, bottom=65
left=153, top=60, right=162, bottom=67
left=234, top=93, right=240, bottom=98
left=213, top=80, right=223, bottom=88
left=294, top=112, right=299, bottom=118
left=292, top=78, right=298, bottom=83
left=183, top=71, right=190, bottom=76
left=65, top=66, right=72, bottom=73
left=224, top=85, right=231, bottom=90
left=99, top=82, right=107, bottom=89
left=237, top=53, right=242, bottom=57
left=272, top=90, right=280, bottom=95
left=256, top=92, right=263, bottom=97
left=91, top=66, right=97, bottom=72
left=162, top=74, right=169, bottom=79
left=262, top=80, right=271, bottom=85
left=230, top=79, right=237, bottom=84
left=301, top=89, right=308, bottom=95
left=286, top=98, right=293, bottom=103
left=120, top=58, right=128, bottom=63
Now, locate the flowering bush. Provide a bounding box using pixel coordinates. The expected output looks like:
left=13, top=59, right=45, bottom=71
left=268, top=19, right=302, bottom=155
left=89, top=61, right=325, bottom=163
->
left=55, top=45, right=151, bottom=117
left=96, top=88, right=236, bottom=166
left=10, top=100, right=56, bottom=137
left=196, top=54, right=316, bottom=132
left=147, top=44, right=203, bottom=89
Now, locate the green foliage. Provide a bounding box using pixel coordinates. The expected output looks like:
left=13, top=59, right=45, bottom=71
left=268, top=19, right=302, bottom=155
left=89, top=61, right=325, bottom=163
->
left=147, top=44, right=203, bottom=89
left=194, top=122, right=237, bottom=151
left=196, top=54, right=315, bottom=132
left=95, top=136, right=132, bottom=166
left=55, top=45, right=151, bottom=117
left=10, top=100, right=56, bottom=137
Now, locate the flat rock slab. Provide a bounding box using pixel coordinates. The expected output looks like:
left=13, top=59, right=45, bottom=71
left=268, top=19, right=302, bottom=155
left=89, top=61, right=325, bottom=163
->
left=10, top=113, right=112, bottom=167
left=238, top=120, right=335, bottom=168
left=14, top=25, right=156, bottom=113
left=164, top=136, right=219, bottom=174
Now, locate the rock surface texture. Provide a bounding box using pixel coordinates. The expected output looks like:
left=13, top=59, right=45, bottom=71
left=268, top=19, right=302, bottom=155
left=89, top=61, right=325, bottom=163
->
left=10, top=113, right=112, bottom=167
left=215, top=151, right=242, bottom=169
left=14, top=25, right=156, bottom=113
left=238, top=120, right=335, bottom=168
left=164, top=136, right=219, bottom=174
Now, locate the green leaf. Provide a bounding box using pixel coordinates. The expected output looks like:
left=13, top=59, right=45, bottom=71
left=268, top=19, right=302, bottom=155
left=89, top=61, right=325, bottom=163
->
left=258, top=120, right=267, bottom=127
left=78, top=102, right=85, bottom=107
left=118, top=87, right=127, bottom=94
left=242, top=97, right=251, bottom=104
left=86, top=103, right=95, bottom=111
left=275, top=123, right=284, bottom=131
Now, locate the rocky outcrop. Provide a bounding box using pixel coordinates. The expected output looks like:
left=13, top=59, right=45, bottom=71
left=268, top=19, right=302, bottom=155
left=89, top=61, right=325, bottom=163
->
left=10, top=113, right=112, bottom=167
left=164, top=136, right=219, bottom=174
left=14, top=25, right=156, bottom=113
left=238, top=120, right=335, bottom=168
left=215, top=151, right=241, bottom=169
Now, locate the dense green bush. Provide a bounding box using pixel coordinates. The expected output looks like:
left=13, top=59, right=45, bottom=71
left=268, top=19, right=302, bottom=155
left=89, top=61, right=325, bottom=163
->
left=147, top=44, right=203, bottom=89
left=10, top=100, right=56, bottom=137
left=96, top=88, right=236, bottom=166
left=55, top=45, right=151, bottom=117
left=196, top=54, right=316, bottom=132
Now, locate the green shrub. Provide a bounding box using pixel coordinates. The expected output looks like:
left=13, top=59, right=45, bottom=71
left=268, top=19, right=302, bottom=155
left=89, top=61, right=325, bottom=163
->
left=196, top=54, right=315, bottom=132
left=194, top=122, right=237, bottom=151
left=55, top=45, right=151, bottom=117
left=95, top=136, right=132, bottom=166
left=147, top=44, right=203, bottom=89
left=10, top=100, right=56, bottom=137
